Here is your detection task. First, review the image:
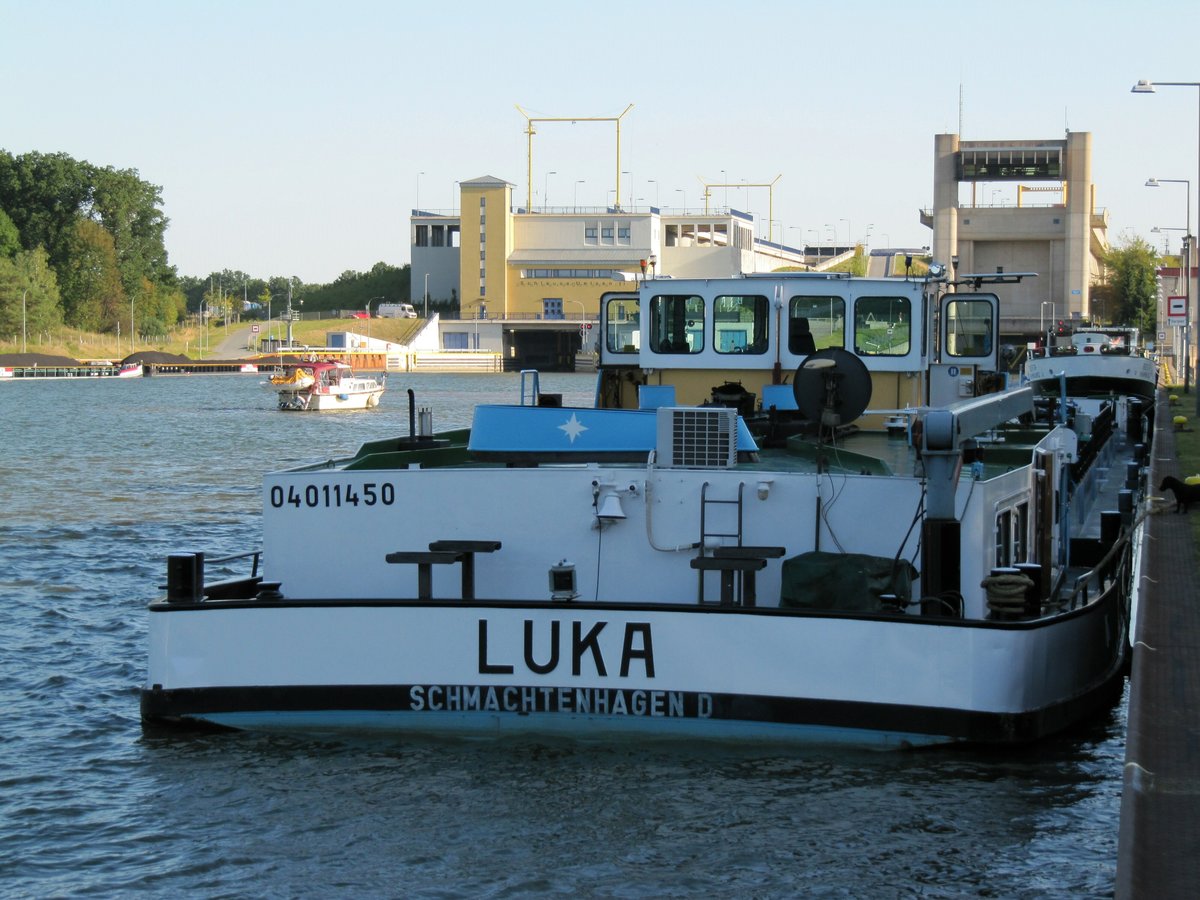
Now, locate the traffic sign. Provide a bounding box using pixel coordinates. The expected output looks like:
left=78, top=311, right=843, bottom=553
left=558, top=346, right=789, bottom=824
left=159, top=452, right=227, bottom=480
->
left=251, top=325, right=260, bottom=333
left=1168, top=296, right=1187, bottom=327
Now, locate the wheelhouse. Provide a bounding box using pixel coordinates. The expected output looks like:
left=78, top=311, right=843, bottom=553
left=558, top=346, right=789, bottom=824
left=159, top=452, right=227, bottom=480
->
left=597, top=273, right=1003, bottom=424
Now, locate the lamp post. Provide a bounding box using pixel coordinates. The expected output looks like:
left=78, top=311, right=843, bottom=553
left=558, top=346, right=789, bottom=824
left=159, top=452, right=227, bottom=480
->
left=1133, top=79, right=1200, bottom=411
left=131, top=293, right=135, bottom=354
left=647, top=179, right=659, bottom=208
left=1154, top=225, right=1191, bottom=388
left=840, top=218, right=850, bottom=248
left=21, top=289, right=28, bottom=354
left=622, top=170, right=631, bottom=210
left=1147, top=177, right=1192, bottom=391
left=544, top=171, right=556, bottom=210
left=367, top=296, right=383, bottom=345
left=720, top=169, right=727, bottom=208
left=675, top=188, right=685, bottom=212
left=574, top=179, right=585, bottom=210
left=199, top=299, right=207, bottom=358
left=416, top=171, right=425, bottom=212
left=807, top=229, right=819, bottom=262
left=1040, top=300, right=1055, bottom=349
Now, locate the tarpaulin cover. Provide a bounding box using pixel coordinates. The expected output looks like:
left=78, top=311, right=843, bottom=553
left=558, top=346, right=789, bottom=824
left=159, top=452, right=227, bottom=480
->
left=780, top=551, right=918, bottom=612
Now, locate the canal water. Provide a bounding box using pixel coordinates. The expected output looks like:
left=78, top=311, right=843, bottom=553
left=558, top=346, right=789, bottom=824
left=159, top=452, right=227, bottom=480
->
left=0, top=373, right=1123, bottom=897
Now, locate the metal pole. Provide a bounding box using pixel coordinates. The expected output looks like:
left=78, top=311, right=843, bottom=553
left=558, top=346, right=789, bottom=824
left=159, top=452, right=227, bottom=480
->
left=21, top=289, right=28, bottom=354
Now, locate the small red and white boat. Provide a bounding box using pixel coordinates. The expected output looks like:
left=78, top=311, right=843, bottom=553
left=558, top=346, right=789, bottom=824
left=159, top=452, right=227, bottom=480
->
left=266, top=360, right=385, bottom=411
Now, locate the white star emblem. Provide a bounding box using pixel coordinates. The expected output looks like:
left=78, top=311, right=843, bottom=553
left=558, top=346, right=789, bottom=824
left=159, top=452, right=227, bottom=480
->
left=558, top=413, right=588, bottom=443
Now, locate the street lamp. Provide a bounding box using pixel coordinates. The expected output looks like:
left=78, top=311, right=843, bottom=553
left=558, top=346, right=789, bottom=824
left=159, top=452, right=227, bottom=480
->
left=675, top=188, right=685, bottom=212
left=199, top=299, right=207, bottom=358
left=1040, top=301, right=1055, bottom=348
left=840, top=218, right=850, bottom=247
left=574, top=179, right=585, bottom=210
left=621, top=170, right=631, bottom=209
left=21, top=289, right=28, bottom=354
left=807, top=229, right=819, bottom=260
left=1147, top=177, right=1192, bottom=389
left=544, top=171, right=556, bottom=210
left=647, top=179, right=659, bottom=208
left=1133, top=78, right=1200, bottom=411
left=416, top=171, right=425, bottom=212
left=720, top=169, right=727, bottom=208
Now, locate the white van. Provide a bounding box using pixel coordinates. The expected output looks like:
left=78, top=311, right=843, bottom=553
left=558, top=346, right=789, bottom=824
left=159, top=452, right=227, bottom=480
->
left=378, top=303, right=418, bottom=319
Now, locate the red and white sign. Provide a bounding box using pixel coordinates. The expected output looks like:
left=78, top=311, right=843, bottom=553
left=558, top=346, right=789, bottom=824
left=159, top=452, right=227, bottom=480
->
left=1168, top=296, right=1188, bottom=327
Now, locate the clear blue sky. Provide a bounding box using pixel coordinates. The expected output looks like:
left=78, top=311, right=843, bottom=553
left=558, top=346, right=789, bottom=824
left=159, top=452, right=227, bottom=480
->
left=3, top=0, right=1198, bottom=284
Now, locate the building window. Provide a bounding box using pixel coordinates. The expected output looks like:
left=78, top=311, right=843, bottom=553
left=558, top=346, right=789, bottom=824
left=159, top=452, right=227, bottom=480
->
left=480, top=197, right=486, bottom=207
left=585, top=223, right=598, bottom=240
left=789, top=296, right=845, bottom=354
left=714, top=295, right=769, bottom=354
left=649, top=294, right=704, bottom=354
left=415, top=225, right=429, bottom=247
left=617, top=225, right=631, bottom=240
left=854, top=296, right=911, bottom=356
left=432, top=225, right=445, bottom=247
left=444, top=332, right=468, bottom=350
left=480, top=249, right=486, bottom=260
left=601, top=225, right=614, bottom=240
left=543, top=298, right=564, bottom=320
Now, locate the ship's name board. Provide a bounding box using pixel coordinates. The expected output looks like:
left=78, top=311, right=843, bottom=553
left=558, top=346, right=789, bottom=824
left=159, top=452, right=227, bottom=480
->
left=477, top=618, right=653, bottom=678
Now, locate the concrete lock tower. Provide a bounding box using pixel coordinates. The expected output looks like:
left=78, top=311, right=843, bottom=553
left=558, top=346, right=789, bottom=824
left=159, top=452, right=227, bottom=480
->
left=928, top=131, right=1107, bottom=340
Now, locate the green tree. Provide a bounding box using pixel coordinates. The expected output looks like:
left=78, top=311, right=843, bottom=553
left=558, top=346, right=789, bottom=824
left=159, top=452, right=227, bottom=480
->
left=90, top=164, right=172, bottom=295
left=0, top=246, right=64, bottom=341
left=1097, top=237, right=1158, bottom=332
left=58, top=218, right=126, bottom=330
left=0, top=207, right=20, bottom=258
left=0, top=150, right=176, bottom=312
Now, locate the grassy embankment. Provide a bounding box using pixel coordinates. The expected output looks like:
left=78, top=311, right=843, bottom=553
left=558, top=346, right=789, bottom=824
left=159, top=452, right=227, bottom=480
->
left=1164, top=388, right=1200, bottom=559
left=0, top=317, right=424, bottom=360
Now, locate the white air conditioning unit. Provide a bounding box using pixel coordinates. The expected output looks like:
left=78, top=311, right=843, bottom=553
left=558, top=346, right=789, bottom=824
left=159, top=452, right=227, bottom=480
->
left=655, top=407, right=738, bottom=468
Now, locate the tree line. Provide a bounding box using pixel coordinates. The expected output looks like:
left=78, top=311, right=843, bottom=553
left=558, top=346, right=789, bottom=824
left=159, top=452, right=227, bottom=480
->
left=0, top=149, right=414, bottom=348
left=0, top=150, right=185, bottom=341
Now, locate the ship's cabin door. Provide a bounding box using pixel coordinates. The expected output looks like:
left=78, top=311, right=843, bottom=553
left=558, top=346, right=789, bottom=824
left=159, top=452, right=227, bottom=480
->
left=929, top=293, right=999, bottom=408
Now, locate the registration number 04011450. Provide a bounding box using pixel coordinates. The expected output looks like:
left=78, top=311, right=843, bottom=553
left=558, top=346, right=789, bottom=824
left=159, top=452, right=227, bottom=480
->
left=268, top=482, right=395, bottom=509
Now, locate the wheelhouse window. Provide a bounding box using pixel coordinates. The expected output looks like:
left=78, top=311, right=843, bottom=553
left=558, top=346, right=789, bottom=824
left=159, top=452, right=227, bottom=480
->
left=714, top=294, right=769, bottom=354
left=649, top=294, right=704, bottom=354
left=605, top=297, right=640, bottom=353
left=854, top=296, right=911, bottom=356
left=788, top=296, right=845, bottom=354
left=945, top=298, right=994, bottom=357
